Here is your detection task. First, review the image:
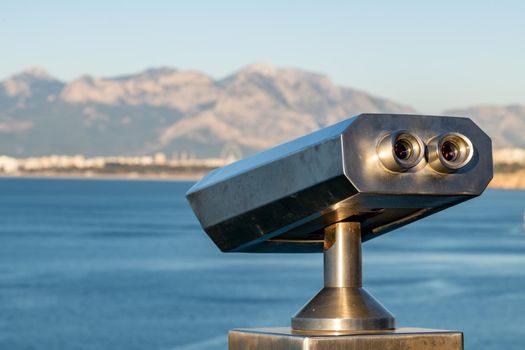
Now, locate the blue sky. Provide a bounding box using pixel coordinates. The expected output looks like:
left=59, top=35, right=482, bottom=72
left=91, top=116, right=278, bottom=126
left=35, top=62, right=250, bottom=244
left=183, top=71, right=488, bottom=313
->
left=1, top=0, right=524, bottom=112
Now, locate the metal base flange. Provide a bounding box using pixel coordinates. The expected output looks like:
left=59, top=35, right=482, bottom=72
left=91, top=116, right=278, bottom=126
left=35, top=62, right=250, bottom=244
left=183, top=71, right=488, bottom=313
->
left=292, top=287, right=394, bottom=331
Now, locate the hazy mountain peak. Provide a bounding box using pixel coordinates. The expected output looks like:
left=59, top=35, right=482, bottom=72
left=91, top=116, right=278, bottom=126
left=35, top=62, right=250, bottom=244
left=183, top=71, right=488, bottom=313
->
left=140, top=66, right=178, bottom=76
left=109, top=66, right=178, bottom=81
left=5, top=66, right=61, bottom=83
left=0, top=64, right=522, bottom=157
left=20, top=66, right=54, bottom=79
left=237, top=63, right=277, bottom=76
left=59, top=67, right=216, bottom=108
left=1, top=66, right=63, bottom=100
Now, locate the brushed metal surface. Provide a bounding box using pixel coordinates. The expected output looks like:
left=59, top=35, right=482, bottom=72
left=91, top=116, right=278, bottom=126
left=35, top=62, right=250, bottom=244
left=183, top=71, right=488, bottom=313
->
left=323, top=221, right=361, bottom=288
left=186, top=113, right=493, bottom=253
left=292, top=287, right=395, bottom=331
left=292, top=222, right=395, bottom=331
left=229, top=328, right=464, bottom=350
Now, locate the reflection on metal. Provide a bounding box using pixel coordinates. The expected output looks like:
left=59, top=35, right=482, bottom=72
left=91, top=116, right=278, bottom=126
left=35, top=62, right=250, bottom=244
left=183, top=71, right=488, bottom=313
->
left=186, top=114, right=493, bottom=349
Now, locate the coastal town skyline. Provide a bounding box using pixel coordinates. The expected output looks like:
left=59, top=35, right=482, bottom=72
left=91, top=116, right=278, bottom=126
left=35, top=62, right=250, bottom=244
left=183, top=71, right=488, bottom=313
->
left=1, top=146, right=524, bottom=189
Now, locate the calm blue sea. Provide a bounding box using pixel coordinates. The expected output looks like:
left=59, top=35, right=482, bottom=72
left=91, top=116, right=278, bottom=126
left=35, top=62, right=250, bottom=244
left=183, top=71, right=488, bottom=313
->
left=0, top=178, right=524, bottom=350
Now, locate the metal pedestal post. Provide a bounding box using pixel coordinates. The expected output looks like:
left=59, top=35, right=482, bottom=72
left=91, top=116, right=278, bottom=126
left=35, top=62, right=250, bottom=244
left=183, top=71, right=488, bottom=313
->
left=292, top=221, right=394, bottom=331
left=228, top=221, right=464, bottom=350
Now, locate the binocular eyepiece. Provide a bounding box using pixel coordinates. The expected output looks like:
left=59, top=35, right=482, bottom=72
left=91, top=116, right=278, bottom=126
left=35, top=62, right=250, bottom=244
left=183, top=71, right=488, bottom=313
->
left=377, top=130, right=474, bottom=173
left=428, top=132, right=474, bottom=173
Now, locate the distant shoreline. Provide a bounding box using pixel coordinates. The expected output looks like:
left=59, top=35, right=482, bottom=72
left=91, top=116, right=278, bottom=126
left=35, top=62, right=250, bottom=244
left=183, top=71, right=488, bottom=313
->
left=0, top=172, right=202, bottom=182
left=489, top=171, right=525, bottom=190
left=1, top=171, right=524, bottom=190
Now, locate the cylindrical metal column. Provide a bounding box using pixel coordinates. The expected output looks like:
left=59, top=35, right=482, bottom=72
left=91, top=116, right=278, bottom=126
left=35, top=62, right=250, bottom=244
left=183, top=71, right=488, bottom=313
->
left=323, top=221, right=362, bottom=288
left=291, top=221, right=395, bottom=331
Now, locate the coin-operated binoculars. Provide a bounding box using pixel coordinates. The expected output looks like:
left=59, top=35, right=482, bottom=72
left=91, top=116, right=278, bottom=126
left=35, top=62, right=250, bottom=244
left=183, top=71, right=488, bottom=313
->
left=186, top=114, right=493, bottom=350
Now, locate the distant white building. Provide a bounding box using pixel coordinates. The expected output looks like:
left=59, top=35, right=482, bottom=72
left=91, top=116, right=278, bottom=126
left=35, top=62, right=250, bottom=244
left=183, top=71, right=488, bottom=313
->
left=0, top=156, right=19, bottom=173
left=154, top=152, right=167, bottom=165
left=493, top=148, right=525, bottom=165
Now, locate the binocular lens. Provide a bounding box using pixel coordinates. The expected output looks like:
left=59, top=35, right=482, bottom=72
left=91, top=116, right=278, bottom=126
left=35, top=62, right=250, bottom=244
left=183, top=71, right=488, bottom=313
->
left=394, top=139, right=412, bottom=161
left=427, top=133, right=473, bottom=173
left=380, top=131, right=474, bottom=174
left=377, top=131, right=424, bottom=172
left=441, top=141, right=459, bottom=162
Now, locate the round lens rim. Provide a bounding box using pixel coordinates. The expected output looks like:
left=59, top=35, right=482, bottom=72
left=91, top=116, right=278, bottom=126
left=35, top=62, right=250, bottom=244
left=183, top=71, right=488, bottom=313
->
left=427, top=132, right=474, bottom=173
left=377, top=130, right=425, bottom=172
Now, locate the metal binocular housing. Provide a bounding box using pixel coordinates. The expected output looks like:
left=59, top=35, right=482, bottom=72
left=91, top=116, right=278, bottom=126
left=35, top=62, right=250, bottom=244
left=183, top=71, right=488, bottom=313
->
left=186, top=113, right=493, bottom=335
left=187, top=114, right=492, bottom=254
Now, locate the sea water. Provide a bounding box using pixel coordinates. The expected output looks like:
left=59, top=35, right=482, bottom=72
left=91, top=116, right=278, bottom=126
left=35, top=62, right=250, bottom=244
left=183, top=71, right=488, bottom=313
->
left=0, top=178, right=524, bottom=350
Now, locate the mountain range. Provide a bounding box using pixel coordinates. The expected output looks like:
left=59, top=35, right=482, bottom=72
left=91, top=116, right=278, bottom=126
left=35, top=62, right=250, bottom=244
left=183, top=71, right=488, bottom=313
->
left=0, top=64, right=523, bottom=158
